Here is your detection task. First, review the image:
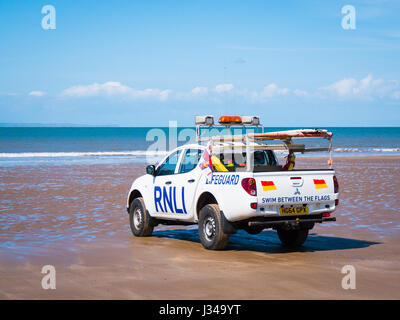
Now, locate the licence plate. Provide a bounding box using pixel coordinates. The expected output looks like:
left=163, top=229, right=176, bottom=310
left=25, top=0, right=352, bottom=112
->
left=280, top=206, right=309, bottom=216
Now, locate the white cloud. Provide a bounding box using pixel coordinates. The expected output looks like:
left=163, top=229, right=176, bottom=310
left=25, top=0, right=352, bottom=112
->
left=215, top=83, right=234, bottom=93
left=29, top=91, right=46, bottom=97
left=62, top=82, right=130, bottom=97
left=293, top=89, right=308, bottom=97
left=320, top=74, right=399, bottom=99
left=59, top=76, right=400, bottom=104
left=191, top=86, right=208, bottom=95
left=62, top=81, right=172, bottom=101
left=323, top=77, right=358, bottom=96
left=260, top=83, right=289, bottom=98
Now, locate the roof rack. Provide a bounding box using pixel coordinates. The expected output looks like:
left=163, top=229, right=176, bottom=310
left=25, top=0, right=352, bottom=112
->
left=195, top=115, right=334, bottom=169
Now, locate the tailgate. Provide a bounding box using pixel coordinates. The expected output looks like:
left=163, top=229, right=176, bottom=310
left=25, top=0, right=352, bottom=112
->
left=255, top=170, right=336, bottom=214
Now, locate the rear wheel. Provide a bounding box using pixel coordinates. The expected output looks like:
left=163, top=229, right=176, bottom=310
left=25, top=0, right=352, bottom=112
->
left=129, top=197, right=153, bottom=237
left=198, top=204, right=229, bottom=250
left=277, top=228, right=309, bottom=248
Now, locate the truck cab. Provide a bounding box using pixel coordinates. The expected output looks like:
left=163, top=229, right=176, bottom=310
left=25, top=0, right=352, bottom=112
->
left=126, top=115, right=339, bottom=250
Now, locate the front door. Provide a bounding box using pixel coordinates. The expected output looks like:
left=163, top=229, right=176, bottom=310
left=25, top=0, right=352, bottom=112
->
left=174, top=148, right=203, bottom=218
left=151, top=149, right=183, bottom=216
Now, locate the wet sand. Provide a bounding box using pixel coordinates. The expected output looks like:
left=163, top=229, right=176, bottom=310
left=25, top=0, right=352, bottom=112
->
left=1, top=157, right=400, bottom=299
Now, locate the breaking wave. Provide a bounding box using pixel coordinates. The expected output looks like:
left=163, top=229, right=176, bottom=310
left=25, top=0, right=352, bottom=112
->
left=333, top=148, right=400, bottom=153
left=0, top=151, right=169, bottom=158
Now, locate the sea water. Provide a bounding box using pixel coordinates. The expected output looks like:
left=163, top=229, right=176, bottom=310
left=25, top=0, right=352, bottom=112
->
left=0, top=127, right=399, bottom=166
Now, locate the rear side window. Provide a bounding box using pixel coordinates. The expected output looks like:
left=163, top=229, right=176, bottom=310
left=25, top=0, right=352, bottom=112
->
left=213, top=150, right=279, bottom=172
left=254, top=150, right=278, bottom=166
left=157, top=150, right=182, bottom=176
left=179, top=149, right=202, bottom=174
left=266, top=150, right=278, bottom=166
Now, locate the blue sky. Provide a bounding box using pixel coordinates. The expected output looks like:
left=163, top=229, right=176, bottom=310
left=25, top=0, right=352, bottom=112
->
left=0, top=0, right=399, bottom=126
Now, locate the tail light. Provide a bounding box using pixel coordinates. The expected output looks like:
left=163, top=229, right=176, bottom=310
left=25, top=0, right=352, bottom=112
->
left=333, top=175, right=339, bottom=206
left=242, top=178, right=257, bottom=196
left=333, top=176, right=339, bottom=193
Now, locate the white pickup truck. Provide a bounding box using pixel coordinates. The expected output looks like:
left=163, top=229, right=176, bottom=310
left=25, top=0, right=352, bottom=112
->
left=126, top=115, right=339, bottom=250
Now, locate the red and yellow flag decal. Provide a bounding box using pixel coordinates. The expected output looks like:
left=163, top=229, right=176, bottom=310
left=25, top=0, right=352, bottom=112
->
left=261, top=181, right=277, bottom=191
left=313, top=179, right=328, bottom=189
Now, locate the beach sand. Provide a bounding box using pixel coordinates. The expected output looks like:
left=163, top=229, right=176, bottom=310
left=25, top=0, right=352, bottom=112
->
left=1, top=156, right=400, bottom=299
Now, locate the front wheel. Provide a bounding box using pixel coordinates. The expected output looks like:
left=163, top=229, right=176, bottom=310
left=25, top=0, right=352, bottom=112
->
left=129, top=197, right=153, bottom=237
left=198, top=204, right=229, bottom=250
left=277, top=228, right=309, bottom=248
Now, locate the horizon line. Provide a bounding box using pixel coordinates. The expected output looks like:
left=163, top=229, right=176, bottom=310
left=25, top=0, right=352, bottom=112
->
left=0, top=123, right=399, bottom=128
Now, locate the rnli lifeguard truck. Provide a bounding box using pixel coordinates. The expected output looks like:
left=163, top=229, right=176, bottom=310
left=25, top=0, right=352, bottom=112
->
left=126, top=116, right=339, bottom=250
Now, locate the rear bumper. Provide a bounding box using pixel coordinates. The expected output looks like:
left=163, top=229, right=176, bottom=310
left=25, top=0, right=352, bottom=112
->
left=232, top=213, right=336, bottom=231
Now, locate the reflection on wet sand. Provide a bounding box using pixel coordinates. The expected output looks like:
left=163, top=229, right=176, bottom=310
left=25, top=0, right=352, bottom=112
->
left=0, top=157, right=400, bottom=299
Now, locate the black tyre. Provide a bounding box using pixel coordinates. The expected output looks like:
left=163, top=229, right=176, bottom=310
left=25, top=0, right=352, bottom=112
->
left=243, top=225, right=265, bottom=235
left=277, top=228, right=309, bottom=248
left=129, top=197, right=153, bottom=237
left=198, top=204, right=229, bottom=250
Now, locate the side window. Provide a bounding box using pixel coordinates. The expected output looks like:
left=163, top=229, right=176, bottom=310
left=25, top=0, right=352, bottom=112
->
left=179, top=149, right=202, bottom=174
left=254, top=151, right=267, bottom=166
left=157, top=150, right=182, bottom=176
left=266, top=150, right=278, bottom=166
left=253, top=150, right=278, bottom=166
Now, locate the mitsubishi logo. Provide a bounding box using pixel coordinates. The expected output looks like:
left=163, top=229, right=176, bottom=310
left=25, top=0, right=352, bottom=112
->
left=294, top=188, right=301, bottom=195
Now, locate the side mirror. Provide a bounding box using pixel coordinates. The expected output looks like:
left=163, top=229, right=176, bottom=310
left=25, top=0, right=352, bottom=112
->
left=146, top=165, right=156, bottom=176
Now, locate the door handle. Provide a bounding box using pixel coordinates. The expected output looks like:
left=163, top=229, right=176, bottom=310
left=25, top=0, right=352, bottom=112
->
left=165, top=181, right=172, bottom=185
left=188, top=179, right=195, bottom=183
